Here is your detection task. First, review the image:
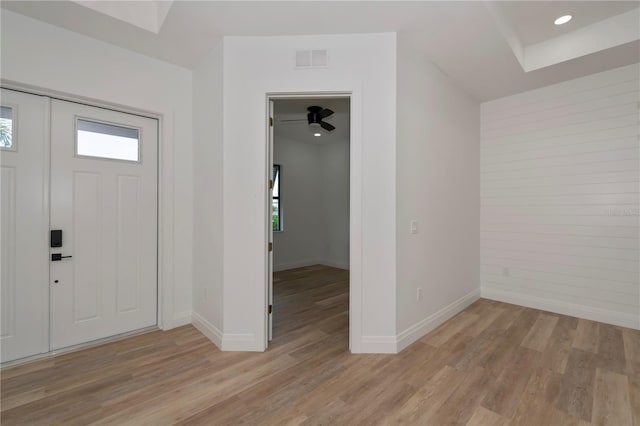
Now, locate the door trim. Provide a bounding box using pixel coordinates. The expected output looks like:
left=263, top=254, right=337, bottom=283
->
left=265, top=91, right=357, bottom=352
left=0, top=80, right=172, bottom=333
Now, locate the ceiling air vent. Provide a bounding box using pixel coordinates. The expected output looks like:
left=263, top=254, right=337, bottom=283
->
left=295, top=49, right=328, bottom=69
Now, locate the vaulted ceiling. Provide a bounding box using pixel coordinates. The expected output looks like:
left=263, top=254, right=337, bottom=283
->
left=2, top=1, right=638, bottom=101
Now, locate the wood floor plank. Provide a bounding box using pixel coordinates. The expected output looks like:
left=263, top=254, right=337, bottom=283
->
left=428, top=366, right=492, bottom=425
left=464, top=305, right=506, bottom=337
left=630, top=389, right=640, bottom=426
left=574, top=319, right=600, bottom=353
left=555, top=348, right=599, bottom=422
left=339, top=379, right=415, bottom=425
left=0, top=358, right=55, bottom=381
left=273, top=355, right=388, bottom=420
left=592, top=368, right=633, bottom=426
left=557, top=314, right=580, bottom=330
left=298, top=399, right=349, bottom=426
left=487, top=304, right=525, bottom=331
left=235, top=352, right=348, bottom=424
left=627, top=361, right=640, bottom=426
left=510, top=396, right=555, bottom=426
left=421, top=312, right=480, bottom=347
left=521, top=313, right=559, bottom=352
left=405, top=331, right=473, bottom=388
left=511, top=366, right=557, bottom=426
left=392, top=365, right=466, bottom=424
left=481, top=309, right=539, bottom=376
left=94, top=354, right=300, bottom=425
left=1, top=265, right=636, bottom=426
left=540, top=319, right=577, bottom=374
left=173, top=395, right=250, bottom=426
left=466, top=405, right=508, bottom=426
left=481, top=346, right=541, bottom=418
left=337, top=343, right=424, bottom=410
left=0, top=387, right=45, bottom=412
left=623, top=328, right=640, bottom=364
left=597, top=324, right=626, bottom=374
left=452, top=328, right=505, bottom=371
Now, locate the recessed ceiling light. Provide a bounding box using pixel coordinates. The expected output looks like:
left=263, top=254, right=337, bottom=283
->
left=554, top=15, right=572, bottom=25
left=313, top=133, right=322, bottom=137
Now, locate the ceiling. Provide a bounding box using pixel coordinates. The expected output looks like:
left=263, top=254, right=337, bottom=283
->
left=499, top=1, right=639, bottom=45
left=274, top=98, right=350, bottom=145
left=2, top=1, right=638, bottom=101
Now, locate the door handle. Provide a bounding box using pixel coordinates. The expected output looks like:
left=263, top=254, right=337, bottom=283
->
left=51, top=253, right=73, bottom=261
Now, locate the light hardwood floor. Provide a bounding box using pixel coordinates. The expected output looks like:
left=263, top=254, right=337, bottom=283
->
left=1, top=264, right=638, bottom=425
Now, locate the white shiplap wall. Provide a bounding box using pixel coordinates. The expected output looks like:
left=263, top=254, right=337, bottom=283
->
left=480, top=64, right=640, bottom=329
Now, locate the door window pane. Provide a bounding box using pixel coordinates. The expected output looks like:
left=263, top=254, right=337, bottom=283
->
left=77, top=119, right=139, bottom=162
left=0, top=106, right=14, bottom=149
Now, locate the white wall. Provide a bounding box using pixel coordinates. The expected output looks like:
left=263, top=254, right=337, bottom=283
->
left=1, top=10, right=194, bottom=329
left=273, top=137, right=324, bottom=270
left=481, top=63, right=640, bottom=329
left=322, top=138, right=350, bottom=268
left=191, top=43, right=224, bottom=346
left=222, top=33, right=397, bottom=352
left=273, top=136, right=349, bottom=271
left=395, top=33, right=481, bottom=351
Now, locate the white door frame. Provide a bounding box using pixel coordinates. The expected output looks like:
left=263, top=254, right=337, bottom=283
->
left=0, top=80, right=172, bottom=334
left=265, top=91, right=359, bottom=352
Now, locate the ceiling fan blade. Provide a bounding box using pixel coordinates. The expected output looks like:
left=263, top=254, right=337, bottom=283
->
left=320, top=121, right=335, bottom=131
left=279, top=118, right=307, bottom=122
left=320, top=108, right=334, bottom=118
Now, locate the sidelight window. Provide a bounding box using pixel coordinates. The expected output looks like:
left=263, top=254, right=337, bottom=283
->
left=0, top=106, right=15, bottom=150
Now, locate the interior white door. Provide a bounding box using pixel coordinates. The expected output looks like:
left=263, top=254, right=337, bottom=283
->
left=50, top=100, right=158, bottom=350
left=268, top=100, right=274, bottom=342
left=0, top=89, right=50, bottom=363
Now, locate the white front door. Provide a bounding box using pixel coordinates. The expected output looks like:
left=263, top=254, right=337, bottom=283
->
left=50, top=100, right=158, bottom=350
left=0, top=89, right=50, bottom=362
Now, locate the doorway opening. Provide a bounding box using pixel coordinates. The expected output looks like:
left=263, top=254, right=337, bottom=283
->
left=267, top=95, right=351, bottom=350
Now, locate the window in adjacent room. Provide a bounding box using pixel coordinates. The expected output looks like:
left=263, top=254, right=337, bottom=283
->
left=272, top=164, right=282, bottom=231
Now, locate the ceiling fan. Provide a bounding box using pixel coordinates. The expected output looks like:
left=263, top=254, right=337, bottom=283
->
left=280, top=106, right=336, bottom=132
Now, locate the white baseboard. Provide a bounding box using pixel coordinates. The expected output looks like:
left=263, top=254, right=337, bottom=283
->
left=191, top=312, right=263, bottom=351
left=319, top=259, right=349, bottom=270
left=191, top=311, right=222, bottom=349
left=273, top=259, right=322, bottom=272
left=221, top=333, right=262, bottom=351
left=358, top=335, right=397, bottom=353
left=273, top=259, right=349, bottom=272
left=396, top=289, right=481, bottom=352
left=482, top=287, right=640, bottom=330
left=172, top=310, right=192, bottom=328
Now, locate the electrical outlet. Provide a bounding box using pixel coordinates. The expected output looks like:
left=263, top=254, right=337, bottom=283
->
left=417, top=287, right=422, bottom=301
left=410, top=220, right=418, bottom=234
